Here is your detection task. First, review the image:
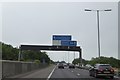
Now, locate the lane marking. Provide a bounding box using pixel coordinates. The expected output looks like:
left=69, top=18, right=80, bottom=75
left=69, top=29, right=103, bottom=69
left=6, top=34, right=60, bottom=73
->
left=47, top=65, right=56, bottom=80
left=77, top=73, right=80, bottom=76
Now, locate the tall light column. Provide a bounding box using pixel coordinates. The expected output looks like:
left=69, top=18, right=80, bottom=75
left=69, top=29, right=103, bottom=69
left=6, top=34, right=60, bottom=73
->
left=85, top=9, right=111, bottom=58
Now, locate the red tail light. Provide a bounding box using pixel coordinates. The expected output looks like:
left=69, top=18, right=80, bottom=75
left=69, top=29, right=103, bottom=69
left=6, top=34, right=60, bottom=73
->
left=110, top=69, right=114, bottom=72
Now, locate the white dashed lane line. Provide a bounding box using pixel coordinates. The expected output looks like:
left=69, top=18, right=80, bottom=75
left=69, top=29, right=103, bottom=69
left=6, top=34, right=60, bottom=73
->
left=77, top=73, right=80, bottom=76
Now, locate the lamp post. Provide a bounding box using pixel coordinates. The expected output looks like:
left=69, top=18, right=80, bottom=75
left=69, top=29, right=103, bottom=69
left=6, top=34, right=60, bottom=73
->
left=18, top=46, right=21, bottom=61
left=85, top=9, right=111, bottom=58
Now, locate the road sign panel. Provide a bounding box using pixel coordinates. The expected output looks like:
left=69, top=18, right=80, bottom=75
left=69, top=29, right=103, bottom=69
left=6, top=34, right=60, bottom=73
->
left=53, top=35, right=71, bottom=40
left=61, top=40, right=77, bottom=46
left=52, top=40, right=61, bottom=46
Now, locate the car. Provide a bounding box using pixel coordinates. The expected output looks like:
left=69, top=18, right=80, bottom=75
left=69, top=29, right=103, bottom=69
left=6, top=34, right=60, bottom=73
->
left=58, top=63, right=64, bottom=69
left=85, top=64, right=93, bottom=70
left=89, top=64, right=114, bottom=79
left=69, top=64, right=75, bottom=69
left=63, top=63, right=68, bottom=67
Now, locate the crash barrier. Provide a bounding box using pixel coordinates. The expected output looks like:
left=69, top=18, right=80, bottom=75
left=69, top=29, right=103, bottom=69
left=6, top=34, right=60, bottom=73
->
left=2, top=60, right=48, bottom=78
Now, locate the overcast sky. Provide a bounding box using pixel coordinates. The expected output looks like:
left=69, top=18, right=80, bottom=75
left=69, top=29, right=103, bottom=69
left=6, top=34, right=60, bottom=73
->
left=1, top=1, right=118, bottom=63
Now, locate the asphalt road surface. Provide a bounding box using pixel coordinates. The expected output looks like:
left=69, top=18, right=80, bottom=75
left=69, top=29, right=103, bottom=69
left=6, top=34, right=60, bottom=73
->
left=50, top=66, right=93, bottom=78
left=50, top=66, right=119, bottom=79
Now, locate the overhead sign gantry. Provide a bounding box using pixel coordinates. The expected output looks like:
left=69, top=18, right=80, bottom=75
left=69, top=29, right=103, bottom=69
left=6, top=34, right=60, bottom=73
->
left=19, top=35, right=82, bottom=66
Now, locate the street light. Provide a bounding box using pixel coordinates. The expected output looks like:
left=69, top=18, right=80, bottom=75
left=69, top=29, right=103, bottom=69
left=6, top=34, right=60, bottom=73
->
left=85, top=9, right=112, bottom=58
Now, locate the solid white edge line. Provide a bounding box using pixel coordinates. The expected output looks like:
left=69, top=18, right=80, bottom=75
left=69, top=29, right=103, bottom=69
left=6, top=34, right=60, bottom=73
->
left=47, top=65, right=57, bottom=80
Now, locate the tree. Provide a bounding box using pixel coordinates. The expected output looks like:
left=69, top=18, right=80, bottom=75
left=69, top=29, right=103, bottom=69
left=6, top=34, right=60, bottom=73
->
left=72, top=56, right=120, bottom=68
left=2, top=43, right=19, bottom=60
left=2, top=42, right=51, bottom=64
left=72, top=58, right=89, bottom=65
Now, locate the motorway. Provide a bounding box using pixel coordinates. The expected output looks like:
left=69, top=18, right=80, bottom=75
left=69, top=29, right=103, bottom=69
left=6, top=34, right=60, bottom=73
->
left=9, top=64, right=119, bottom=80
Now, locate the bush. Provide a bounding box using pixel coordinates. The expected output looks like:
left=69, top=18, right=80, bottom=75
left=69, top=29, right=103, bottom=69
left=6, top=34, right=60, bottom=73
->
left=34, top=60, right=40, bottom=64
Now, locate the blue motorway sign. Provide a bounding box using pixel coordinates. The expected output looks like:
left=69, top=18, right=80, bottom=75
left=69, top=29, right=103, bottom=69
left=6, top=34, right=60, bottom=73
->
left=61, top=40, right=77, bottom=46
left=53, top=35, right=71, bottom=40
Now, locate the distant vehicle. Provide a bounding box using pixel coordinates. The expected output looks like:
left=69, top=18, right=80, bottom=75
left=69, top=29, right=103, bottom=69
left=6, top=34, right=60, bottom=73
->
left=85, top=64, right=93, bottom=70
left=89, top=64, right=114, bottom=79
left=63, top=63, right=67, bottom=67
left=69, top=64, right=75, bottom=69
left=58, top=63, right=64, bottom=69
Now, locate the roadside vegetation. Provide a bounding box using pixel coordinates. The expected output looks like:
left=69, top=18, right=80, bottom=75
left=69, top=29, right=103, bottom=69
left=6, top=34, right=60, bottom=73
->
left=72, top=56, right=120, bottom=68
left=1, top=42, right=50, bottom=64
